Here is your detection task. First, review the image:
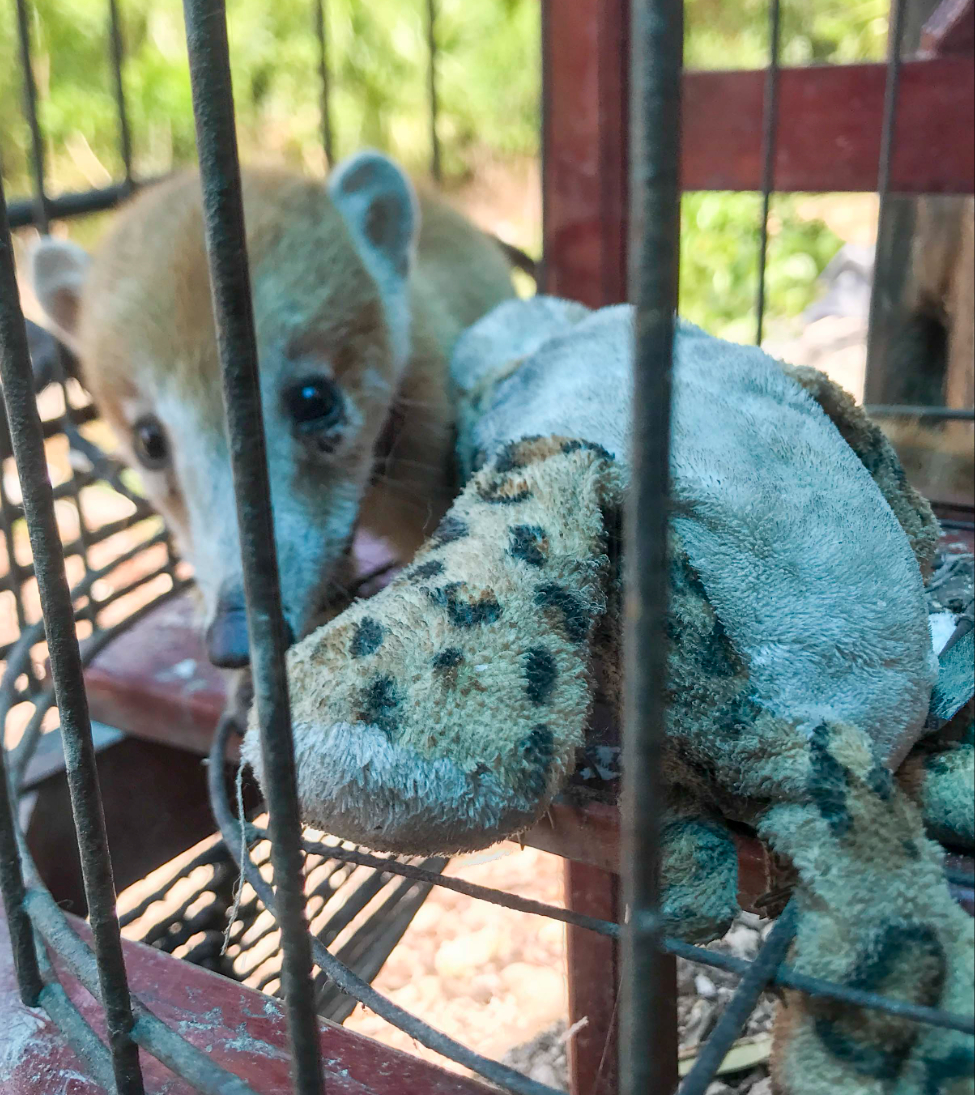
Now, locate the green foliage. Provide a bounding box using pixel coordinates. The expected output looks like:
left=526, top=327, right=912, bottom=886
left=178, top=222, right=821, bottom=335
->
left=683, top=0, right=889, bottom=69
left=0, top=0, right=540, bottom=192
left=679, top=192, right=843, bottom=342
left=1, top=0, right=885, bottom=336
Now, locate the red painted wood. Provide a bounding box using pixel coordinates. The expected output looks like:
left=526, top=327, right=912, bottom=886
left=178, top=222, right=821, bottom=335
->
left=564, top=861, right=619, bottom=1095
left=0, top=904, right=492, bottom=1094
left=83, top=594, right=227, bottom=756
left=541, top=0, right=630, bottom=306
left=84, top=594, right=228, bottom=756
left=682, top=57, right=974, bottom=195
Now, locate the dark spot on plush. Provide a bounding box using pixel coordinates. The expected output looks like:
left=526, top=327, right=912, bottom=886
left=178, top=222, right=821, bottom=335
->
left=682, top=560, right=709, bottom=600
left=525, top=648, right=557, bottom=705
left=350, top=617, right=384, bottom=658
left=535, top=584, right=591, bottom=644
left=919, top=1046, right=975, bottom=1095
left=812, top=920, right=946, bottom=1081
left=431, top=515, right=469, bottom=546
left=662, top=817, right=736, bottom=877
left=865, top=762, right=894, bottom=801
left=471, top=448, right=487, bottom=472
left=429, top=583, right=502, bottom=628
left=712, top=692, right=760, bottom=739
left=808, top=723, right=853, bottom=838
left=700, top=617, right=739, bottom=678
left=358, top=675, right=401, bottom=737
left=494, top=439, right=538, bottom=474
left=519, top=724, right=555, bottom=797
left=561, top=439, right=614, bottom=461
left=477, top=477, right=532, bottom=506
left=901, top=839, right=921, bottom=860
left=410, top=559, right=444, bottom=581
left=433, top=648, right=464, bottom=669
left=509, top=525, right=548, bottom=568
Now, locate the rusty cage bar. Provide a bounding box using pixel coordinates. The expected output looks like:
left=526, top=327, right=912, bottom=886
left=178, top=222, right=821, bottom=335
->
left=0, top=0, right=972, bottom=1092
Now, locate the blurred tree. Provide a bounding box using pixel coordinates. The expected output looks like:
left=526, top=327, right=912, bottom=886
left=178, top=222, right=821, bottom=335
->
left=0, top=0, right=892, bottom=336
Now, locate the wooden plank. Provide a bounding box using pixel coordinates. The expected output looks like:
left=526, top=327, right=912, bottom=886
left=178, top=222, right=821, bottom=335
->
left=541, top=0, right=630, bottom=306
left=524, top=800, right=783, bottom=913
left=83, top=593, right=227, bottom=756
left=0, top=903, right=494, bottom=1094
left=564, top=861, right=619, bottom=1095
left=682, top=57, right=974, bottom=194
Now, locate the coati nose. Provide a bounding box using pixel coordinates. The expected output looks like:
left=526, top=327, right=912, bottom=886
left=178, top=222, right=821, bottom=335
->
left=206, top=586, right=250, bottom=668
left=205, top=584, right=296, bottom=668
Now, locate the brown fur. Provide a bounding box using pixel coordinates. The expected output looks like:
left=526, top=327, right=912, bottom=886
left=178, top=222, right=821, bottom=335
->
left=76, top=167, right=515, bottom=568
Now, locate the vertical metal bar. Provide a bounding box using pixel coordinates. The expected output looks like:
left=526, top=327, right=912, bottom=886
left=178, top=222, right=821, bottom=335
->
left=0, top=326, right=42, bottom=1006
left=14, top=0, right=97, bottom=622
left=864, top=0, right=908, bottom=392
left=107, top=0, right=135, bottom=189
left=0, top=463, right=42, bottom=692
left=425, top=0, right=442, bottom=183
left=0, top=177, right=144, bottom=1095
left=623, top=0, right=683, bottom=1092
left=179, top=2, right=325, bottom=1092
left=755, top=0, right=781, bottom=346
left=14, top=0, right=50, bottom=232
left=539, top=0, right=551, bottom=291
left=313, top=0, right=334, bottom=166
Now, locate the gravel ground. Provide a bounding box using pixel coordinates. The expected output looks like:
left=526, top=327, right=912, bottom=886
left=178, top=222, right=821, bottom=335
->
left=342, top=844, right=775, bottom=1092
left=500, top=911, right=777, bottom=1093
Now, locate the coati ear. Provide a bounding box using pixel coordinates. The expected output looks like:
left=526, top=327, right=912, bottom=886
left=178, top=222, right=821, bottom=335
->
left=328, top=150, right=419, bottom=367
left=28, top=238, right=91, bottom=356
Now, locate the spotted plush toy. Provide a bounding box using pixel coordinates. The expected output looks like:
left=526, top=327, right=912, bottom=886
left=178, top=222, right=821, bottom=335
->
left=243, top=297, right=974, bottom=1095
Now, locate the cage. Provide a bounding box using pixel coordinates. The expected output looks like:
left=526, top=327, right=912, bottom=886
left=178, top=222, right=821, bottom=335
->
left=0, top=0, right=972, bottom=1093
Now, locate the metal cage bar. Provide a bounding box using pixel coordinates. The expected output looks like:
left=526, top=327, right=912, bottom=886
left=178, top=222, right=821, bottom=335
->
left=622, top=1, right=683, bottom=1093
left=107, top=0, right=135, bottom=190
left=754, top=0, right=782, bottom=346
left=864, top=0, right=908, bottom=400
left=179, top=1, right=325, bottom=1090
left=425, top=0, right=442, bottom=183
left=13, top=0, right=101, bottom=628
left=314, top=0, right=335, bottom=165
left=0, top=181, right=145, bottom=1095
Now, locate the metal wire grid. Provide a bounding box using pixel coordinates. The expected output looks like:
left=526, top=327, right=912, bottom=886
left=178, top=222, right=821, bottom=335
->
left=111, top=818, right=445, bottom=1021
left=0, top=2, right=971, bottom=1095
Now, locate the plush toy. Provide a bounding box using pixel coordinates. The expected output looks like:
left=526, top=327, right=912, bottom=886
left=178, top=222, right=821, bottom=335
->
left=243, top=297, right=974, bottom=1095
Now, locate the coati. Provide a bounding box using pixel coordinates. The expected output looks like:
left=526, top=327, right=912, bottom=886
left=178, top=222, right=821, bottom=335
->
left=28, top=151, right=519, bottom=667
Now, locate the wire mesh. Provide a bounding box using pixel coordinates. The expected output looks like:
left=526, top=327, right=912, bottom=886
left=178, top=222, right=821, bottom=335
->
left=0, top=0, right=972, bottom=1094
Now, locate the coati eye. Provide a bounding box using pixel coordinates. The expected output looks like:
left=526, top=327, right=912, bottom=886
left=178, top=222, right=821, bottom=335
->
left=284, top=378, right=343, bottom=433
left=132, top=415, right=170, bottom=470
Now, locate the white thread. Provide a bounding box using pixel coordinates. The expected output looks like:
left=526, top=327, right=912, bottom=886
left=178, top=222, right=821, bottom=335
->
left=222, top=760, right=249, bottom=956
